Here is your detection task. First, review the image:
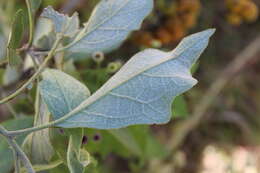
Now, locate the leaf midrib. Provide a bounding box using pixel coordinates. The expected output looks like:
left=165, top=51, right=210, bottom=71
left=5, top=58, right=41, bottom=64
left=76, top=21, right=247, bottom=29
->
left=58, top=35, right=209, bottom=124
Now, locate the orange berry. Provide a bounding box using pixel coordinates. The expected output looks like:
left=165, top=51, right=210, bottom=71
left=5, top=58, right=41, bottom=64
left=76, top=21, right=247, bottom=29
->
left=182, top=13, right=198, bottom=29
left=165, top=18, right=183, bottom=33
left=156, top=28, right=173, bottom=44
left=178, top=0, right=201, bottom=13
left=241, top=1, right=259, bottom=22
left=226, top=13, right=243, bottom=25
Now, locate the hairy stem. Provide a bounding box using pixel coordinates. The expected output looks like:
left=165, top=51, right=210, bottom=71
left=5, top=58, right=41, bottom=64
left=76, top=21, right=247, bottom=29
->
left=0, top=35, right=63, bottom=105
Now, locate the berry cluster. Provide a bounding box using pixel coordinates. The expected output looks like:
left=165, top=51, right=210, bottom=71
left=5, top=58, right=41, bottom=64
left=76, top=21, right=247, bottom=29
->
left=133, top=0, right=201, bottom=47
left=226, top=0, right=259, bottom=26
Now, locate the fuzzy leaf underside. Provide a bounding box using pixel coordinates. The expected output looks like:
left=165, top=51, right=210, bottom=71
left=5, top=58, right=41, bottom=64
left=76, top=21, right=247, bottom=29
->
left=67, top=0, right=153, bottom=57
left=39, top=69, right=90, bottom=121
left=40, top=29, right=215, bottom=129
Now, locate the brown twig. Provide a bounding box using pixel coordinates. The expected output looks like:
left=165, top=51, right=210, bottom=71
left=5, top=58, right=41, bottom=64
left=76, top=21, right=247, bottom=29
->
left=167, top=35, right=260, bottom=152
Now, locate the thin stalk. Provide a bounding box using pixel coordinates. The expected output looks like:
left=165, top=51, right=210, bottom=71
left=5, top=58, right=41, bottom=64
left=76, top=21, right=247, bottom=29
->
left=33, top=84, right=41, bottom=124
left=13, top=149, right=21, bottom=173
left=0, top=35, right=63, bottom=105
left=8, top=138, right=35, bottom=173
left=0, top=126, right=35, bottom=173
left=25, top=0, right=34, bottom=46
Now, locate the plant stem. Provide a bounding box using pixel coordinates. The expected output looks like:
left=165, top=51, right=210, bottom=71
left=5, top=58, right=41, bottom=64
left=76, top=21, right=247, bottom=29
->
left=0, top=125, right=35, bottom=173
left=8, top=139, right=35, bottom=173
left=13, top=149, right=21, bottom=173
left=0, top=35, right=63, bottom=105
left=34, top=84, right=41, bottom=124
left=25, top=0, right=34, bottom=46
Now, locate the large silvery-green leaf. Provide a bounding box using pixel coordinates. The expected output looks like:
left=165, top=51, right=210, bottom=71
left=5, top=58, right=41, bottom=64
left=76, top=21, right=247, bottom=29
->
left=40, top=29, right=215, bottom=129
left=66, top=0, right=153, bottom=56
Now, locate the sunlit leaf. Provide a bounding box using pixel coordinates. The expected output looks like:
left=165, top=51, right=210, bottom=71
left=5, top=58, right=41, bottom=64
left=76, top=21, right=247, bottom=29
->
left=40, top=29, right=214, bottom=129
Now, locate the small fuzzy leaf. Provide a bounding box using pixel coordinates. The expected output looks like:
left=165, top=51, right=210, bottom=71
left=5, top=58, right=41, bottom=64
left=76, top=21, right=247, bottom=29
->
left=39, top=69, right=91, bottom=120
left=40, top=29, right=215, bottom=129
left=66, top=0, right=153, bottom=57
left=7, top=9, right=25, bottom=49
left=41, top=6, right=79, bottom=37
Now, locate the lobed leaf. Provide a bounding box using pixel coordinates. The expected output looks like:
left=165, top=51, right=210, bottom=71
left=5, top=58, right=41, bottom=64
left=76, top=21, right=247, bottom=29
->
left=66, top=0, right=154, bottom=57
left=40, top=29, right=215, bottom=129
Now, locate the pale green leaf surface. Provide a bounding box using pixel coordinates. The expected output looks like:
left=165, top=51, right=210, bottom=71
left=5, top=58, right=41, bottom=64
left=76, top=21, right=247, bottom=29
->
left=40, top=29, right=215, bottom=129
left=39, top=69, right=90, bottom=120
left=66, top=0, right=154, bottom=57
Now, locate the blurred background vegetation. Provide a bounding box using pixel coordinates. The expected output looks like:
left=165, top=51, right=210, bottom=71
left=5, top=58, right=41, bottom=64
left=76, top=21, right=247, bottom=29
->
left=1, top=0, right=260, bottom=173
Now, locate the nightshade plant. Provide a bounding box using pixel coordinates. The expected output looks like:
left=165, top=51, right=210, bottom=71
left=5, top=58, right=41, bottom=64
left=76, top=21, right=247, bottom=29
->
left=0, top=0, right=214, bottom=172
